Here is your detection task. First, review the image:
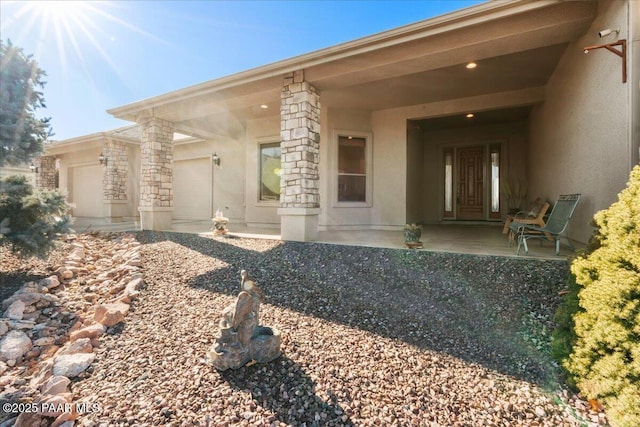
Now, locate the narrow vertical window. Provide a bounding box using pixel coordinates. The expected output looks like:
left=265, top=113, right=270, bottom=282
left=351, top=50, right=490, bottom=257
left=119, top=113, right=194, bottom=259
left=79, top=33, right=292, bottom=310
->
left=259, top=143, right=281, bottom=201
left=338, top=136, right=366, bottom=202
left=443, top=148, right=454, bottom=218
left=490, top=145, right=501, bottom=218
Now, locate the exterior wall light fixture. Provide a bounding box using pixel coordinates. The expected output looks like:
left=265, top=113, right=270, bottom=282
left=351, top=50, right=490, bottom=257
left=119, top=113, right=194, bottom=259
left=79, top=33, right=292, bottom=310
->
left=212, top=153, right=221, bottom=166
left=29, top=163, right=39, bottom=173
left=98, top=153, right=107, bottom=165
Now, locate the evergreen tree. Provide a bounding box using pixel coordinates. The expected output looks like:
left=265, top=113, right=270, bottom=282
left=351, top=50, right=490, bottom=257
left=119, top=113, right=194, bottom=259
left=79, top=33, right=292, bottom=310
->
left=0, top=39, right=52, bottom=166
left=568, top=165, right=640, bottom=427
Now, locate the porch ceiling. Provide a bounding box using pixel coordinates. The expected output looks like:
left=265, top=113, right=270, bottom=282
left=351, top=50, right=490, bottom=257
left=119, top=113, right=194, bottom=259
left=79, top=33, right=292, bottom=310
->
left=108, top=0, right=597, bottom=139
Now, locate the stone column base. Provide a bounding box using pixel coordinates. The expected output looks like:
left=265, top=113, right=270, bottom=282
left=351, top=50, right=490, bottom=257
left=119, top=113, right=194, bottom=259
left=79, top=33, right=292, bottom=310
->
left=139, top=206, right=173, bottom=231
left=104, top=201, right=128, bottom=223
left=277, top=208, right=320, bottom=242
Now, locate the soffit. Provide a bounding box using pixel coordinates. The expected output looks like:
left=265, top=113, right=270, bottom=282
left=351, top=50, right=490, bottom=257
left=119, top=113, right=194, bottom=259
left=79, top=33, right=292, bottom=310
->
left=108, top=0, right=597, bottom=138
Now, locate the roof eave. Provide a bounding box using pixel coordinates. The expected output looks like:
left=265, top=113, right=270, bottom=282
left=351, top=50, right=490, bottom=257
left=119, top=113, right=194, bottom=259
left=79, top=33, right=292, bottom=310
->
left=107, top=0, right=563, bottom=121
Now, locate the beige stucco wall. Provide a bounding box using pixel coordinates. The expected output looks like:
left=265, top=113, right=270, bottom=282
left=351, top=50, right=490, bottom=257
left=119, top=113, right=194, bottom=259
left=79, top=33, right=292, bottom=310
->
left=56, top=143, right=141, bottom=219
left=528, top=0, right=632, bottom=243
left=369, top=111, right=407, bottom=229
left=631, top=0, right=640, bottom=167
left=406, top=125, right=424, bottom=224
left=174, top=137, right=245, bottom=223
left=244, top=116, right=280, bottom=227
left=320, top=108, right=381, bottom=229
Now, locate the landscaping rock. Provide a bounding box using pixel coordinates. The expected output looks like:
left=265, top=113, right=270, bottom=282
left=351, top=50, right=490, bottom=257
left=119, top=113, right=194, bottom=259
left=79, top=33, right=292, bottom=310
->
left=41, top=375, right=71, bottom=395
left=41, top=275, right=61, bottom=290
left=3, top=300, right=26, bottom=320
left=94, top=302, right=129, bottom=327
left=0, top=232, right=608, bottom=426
left=70, top=323, right=106, bottom=342
left=33, top=337, right=55, bottom=347
left=0, top=330, right=32, bottom=361
left=57, top=337, right=93, bottom=356
left=53, top=353, right=96, bottom=377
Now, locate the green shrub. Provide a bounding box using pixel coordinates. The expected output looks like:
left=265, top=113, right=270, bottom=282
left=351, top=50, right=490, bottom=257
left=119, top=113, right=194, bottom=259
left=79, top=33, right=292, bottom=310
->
left=566, top=165, right=640, bottom=427
left=0, top=175, right=72, bottom=258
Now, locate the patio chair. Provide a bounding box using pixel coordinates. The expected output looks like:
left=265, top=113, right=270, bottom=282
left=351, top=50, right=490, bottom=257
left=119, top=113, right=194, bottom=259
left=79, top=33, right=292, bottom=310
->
left=509, top=194, right=581, bottom=255
left=503, top=197, right=550, bottom=235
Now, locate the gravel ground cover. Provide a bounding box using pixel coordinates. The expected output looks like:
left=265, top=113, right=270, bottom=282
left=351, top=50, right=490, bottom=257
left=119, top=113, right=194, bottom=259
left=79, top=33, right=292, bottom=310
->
left=1, top=232, right=608, bottom=426
left=64, top=231, right=605, bottom=427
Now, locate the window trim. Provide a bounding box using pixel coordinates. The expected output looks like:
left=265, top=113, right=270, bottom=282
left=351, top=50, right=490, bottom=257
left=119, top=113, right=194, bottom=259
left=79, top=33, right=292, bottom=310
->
left=257, top=140, right=281, bottom=206
left=332, top=129, right=373, bottom=208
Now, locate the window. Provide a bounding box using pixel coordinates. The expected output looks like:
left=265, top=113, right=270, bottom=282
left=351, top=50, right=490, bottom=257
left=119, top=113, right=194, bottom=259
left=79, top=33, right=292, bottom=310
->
left=489, top=144, right=501, bottom=219
left=490, top=151, right=500, bottom=212
left=259, top=143, right=281, bottom=202
left=443, top=148, right=454, bottom=218
left=338, top=136, right=367, bottom=202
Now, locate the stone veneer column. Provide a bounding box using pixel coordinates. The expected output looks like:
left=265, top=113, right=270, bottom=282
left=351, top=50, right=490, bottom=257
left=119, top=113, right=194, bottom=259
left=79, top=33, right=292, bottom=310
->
left=137, top=115, right=174, bottom=230
left=102, top=138, right=128, bottom=223
left=35, top=156, right=57, bottom=190
left=277, top=70, right=321, bottom=241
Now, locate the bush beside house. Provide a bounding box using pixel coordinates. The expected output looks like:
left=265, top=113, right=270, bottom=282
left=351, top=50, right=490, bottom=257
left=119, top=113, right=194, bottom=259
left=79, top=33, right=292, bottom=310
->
left=553, top=165, right=639, bottom=427
left=0, top=175, right=72, bottom=258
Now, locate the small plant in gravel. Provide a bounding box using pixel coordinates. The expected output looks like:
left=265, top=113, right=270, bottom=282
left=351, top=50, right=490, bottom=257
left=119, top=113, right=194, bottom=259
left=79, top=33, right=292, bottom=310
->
left=0, top=174, right=72, bottom=258
left=554, top=165, right=640, bottom=427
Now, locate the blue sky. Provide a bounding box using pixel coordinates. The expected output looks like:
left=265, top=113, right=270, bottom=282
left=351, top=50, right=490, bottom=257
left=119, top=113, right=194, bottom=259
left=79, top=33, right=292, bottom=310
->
left=1, top=1, right=482, bottom=140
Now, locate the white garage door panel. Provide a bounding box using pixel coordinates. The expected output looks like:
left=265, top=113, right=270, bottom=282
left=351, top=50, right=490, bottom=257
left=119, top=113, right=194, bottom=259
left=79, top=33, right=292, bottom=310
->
left=72, top=165, right=103, bottom=217
left=173, top=158, right=211, bottom=220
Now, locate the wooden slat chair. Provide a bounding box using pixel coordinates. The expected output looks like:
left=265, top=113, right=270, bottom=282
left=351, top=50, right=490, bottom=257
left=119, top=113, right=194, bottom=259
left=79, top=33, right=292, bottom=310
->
left=509, top=194, right=581, bottom=255
left=503, top=197, right=550, bottom=240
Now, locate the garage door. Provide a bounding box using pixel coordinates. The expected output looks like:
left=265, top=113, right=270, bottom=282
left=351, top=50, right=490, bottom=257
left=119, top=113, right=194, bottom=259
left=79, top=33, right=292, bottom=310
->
left=173, top=158, right=211, bottom=220
left=72, top=165, right=103, bottom=217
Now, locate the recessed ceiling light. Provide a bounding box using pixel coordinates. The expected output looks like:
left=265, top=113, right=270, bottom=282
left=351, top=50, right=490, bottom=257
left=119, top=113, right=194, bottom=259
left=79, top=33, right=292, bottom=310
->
left=260, top=104, right=268, bottom=109
left=466, top=62, right=477, bottom=69
left=466, top=113, right=474, bottom=118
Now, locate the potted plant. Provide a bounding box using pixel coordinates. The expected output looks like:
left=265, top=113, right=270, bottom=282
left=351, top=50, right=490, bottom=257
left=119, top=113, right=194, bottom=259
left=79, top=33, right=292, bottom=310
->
left=502, top=176, right=528, bottom=215
left=403, top=223, right=422, bottom=245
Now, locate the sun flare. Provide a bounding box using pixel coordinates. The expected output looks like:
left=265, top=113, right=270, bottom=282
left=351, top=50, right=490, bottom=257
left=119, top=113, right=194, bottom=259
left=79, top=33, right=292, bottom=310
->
left=1, top=1, right=159, bottom=83
left=34, top=1, right=90, bottom=20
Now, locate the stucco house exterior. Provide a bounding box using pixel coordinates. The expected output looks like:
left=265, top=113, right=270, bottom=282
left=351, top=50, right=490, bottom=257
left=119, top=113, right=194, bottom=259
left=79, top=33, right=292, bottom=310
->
left=38, top=0, right=639, bottom=244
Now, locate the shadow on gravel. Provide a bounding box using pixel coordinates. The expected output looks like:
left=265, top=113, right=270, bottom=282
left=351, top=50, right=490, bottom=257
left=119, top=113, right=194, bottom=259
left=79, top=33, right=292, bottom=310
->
left=0, top=271, right=48, bottom=302
left=136, top=231, right=570, bottom=389
left=220, top=356, right=353, bottom=426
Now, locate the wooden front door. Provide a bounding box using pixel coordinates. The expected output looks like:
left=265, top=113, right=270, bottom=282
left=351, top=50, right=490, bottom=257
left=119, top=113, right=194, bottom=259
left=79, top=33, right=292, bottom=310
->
left=456, top=147, right=484, bottom=220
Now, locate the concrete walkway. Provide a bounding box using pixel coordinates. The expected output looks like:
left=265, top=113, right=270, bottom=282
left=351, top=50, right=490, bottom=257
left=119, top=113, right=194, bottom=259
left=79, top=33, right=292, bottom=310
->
left=70, top=217, right=580, bottom=260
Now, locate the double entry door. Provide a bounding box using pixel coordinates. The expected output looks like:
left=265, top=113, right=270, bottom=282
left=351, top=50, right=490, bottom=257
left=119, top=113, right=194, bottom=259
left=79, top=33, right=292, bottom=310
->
left=443, top=144, right=501, bottom=221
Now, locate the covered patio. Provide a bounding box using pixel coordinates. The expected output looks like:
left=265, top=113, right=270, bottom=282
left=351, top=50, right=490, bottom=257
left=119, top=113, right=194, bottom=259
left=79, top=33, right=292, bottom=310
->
left=70, top=217, right=580, bottom=260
